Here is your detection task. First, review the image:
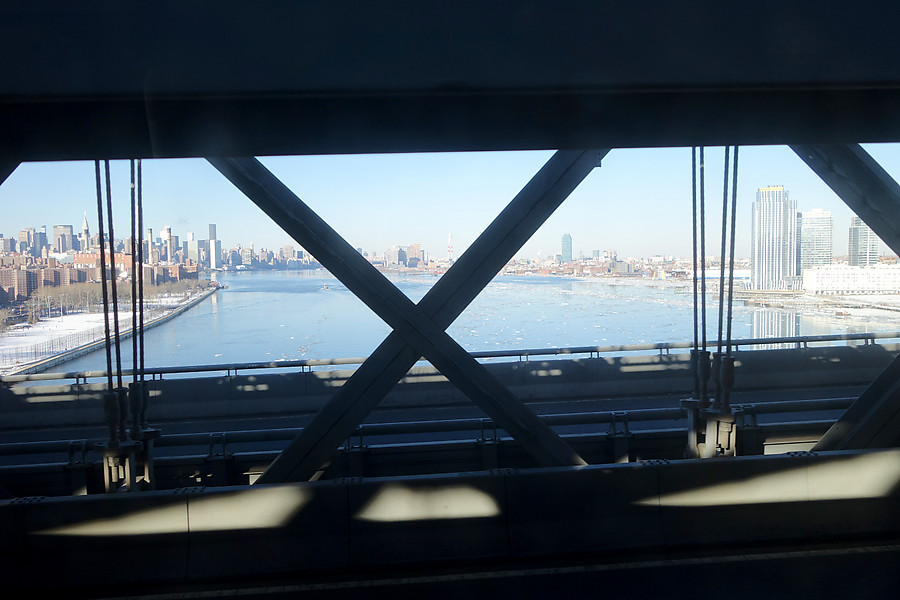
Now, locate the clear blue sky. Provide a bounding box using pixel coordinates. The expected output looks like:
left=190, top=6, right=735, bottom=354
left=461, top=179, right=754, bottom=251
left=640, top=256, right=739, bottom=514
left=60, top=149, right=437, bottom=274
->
left=2, top=144, right=899, bottom=261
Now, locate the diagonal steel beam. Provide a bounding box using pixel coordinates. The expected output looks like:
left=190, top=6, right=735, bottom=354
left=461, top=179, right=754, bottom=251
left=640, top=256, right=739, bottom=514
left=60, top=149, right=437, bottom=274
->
left=814, top=352, right=900, bottom=451
left=791, top=144, right=900, bottom=256
left=248, top=150, right=605, bottom=483
left=209, top=152, right=604, bottom=477
left=0, top=162, right=19, bottom=187
left=793, top=144, right=900, bottom=451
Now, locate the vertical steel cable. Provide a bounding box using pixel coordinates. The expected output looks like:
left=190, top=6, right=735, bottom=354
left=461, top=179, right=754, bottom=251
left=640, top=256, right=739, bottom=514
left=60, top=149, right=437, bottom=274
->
left=716, top=146, right=730, bottom=356
left=723, top=147, right=740, bottom=410
left=725, top=147, right=740, bottom=353
left=130, top=160, right=137, bottom=381
left=698, top=147, right=709, bottom=404
left=104, top=161, right=124, bottom=392
left=691, top=147, right=700, bottom=397
left=699, top=147, right=707, bottom=353
left=137, top=159, right=145, bottom=382
left=94, top=161, right=114, bottom=393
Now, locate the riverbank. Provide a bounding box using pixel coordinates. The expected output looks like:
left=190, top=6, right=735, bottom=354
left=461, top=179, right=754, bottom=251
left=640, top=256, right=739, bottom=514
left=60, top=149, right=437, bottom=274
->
left=0, top=287, right=218, bottom=376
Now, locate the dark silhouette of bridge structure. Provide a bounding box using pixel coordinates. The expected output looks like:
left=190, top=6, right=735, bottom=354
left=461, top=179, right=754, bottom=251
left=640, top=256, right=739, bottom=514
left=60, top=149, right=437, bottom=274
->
left=2, top=2, right=900, bottom=598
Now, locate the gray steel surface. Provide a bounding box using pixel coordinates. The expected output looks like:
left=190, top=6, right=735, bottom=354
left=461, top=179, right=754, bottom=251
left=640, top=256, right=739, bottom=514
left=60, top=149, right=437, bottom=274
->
left=3, top=2, right=900, bottom=160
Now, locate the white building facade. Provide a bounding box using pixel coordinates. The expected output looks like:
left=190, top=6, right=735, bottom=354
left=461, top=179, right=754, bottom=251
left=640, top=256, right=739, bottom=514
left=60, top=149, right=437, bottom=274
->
left=802, top=264, right=900, bottom=294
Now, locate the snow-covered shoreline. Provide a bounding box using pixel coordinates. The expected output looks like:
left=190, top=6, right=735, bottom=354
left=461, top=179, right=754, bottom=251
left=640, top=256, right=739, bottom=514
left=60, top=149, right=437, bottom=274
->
left=0, top=289, right=217, bottom=375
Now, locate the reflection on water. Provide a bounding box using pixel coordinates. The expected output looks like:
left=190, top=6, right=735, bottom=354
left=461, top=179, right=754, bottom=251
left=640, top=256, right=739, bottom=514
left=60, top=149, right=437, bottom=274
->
left=752, top=311, right=799, bottom=349
left=52, top=271, right=900, bottom=373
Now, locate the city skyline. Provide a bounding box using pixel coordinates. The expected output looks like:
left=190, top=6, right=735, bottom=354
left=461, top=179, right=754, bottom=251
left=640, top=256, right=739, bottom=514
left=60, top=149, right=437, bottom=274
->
left=2, top=145, right=899, bottom=261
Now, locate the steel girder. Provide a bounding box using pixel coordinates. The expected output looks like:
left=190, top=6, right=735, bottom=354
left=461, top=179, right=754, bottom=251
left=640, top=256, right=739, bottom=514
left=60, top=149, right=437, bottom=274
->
left=209, top=151, right=605, bottom=480
left=792, top=144, right=900, bottom=451
left=5, top=2, right=900, bottom=161
left=0, top=162, right=17, bottom=187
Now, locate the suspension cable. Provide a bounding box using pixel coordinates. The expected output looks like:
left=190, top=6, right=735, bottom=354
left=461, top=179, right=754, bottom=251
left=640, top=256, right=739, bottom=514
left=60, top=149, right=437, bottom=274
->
left=723, top=147, right=740, bottom=410
left=699, top=147, right=707, bottom=354
left=714, top=146, right=734, bottom=405
left=104, top=161, right=124, bottom=392
left=716, top=146, right=731, bottom=357
left=137, top=159, right=145, bottom=383
left=130, top=159, right=138, bottom=382
left=691, top=147, right=700, bottom=398
left=94, top=161, right=114, bottom=393
left=725, top=147, right=740, bottom=353
left=699, top=147, right=709, bottom=404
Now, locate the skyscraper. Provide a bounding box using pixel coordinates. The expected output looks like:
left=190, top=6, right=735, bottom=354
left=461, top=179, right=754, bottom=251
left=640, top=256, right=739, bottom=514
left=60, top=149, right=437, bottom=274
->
left=751, top=185, right=798, bottom=290
left=798, top=209, right=833, bottom=274
left=208, top=224, right=220, bottom=269
left=53, top=224, right=75, bottom=253
left=561, top=233, right=573, bottom=263
left=848, top=216, right=881, bottom=267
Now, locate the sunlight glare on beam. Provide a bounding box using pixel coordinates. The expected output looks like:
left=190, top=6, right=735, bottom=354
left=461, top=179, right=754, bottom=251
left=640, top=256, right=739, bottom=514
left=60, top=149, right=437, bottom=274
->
left=355, top=483, right=501, bottom=522
left=33, top=485, right=312, bottom=536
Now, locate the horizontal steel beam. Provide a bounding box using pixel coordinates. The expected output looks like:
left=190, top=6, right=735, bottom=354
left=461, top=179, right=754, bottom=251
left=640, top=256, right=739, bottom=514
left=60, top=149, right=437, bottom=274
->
left=5, top=2, right=900, bottom=160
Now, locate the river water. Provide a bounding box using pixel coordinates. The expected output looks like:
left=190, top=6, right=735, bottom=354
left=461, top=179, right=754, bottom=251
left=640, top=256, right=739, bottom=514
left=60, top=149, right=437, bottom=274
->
left=55, top=270, right=900, bottom=374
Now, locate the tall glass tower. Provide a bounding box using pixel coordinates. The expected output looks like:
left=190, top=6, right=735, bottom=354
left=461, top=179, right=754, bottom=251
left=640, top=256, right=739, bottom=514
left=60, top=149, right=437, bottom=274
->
left=848, top=216, right=881, bottom=266
left=561, top=233, right=573, bottom=263
left=751, top=186, right=798, bottom=290
left=798, top=209, right=833, bottom=274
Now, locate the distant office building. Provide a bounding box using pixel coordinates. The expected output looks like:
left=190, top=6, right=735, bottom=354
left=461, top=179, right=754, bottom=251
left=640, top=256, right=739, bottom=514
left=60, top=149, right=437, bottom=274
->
left=0, top=235, right=15, bottom=253
left=751, top=186, right=798, bottom=290
left=798, top=209, right=832, bottom=274
left=17, top=227, right=35, bottom=256
left=53, top=224, right=75, bottom=253
left=35, top=226, right=48, bottom=255
left=561, top=233, right=573, bottom=263
left=184, top=239, right=207, bottom=265
left=849, top=216, right=881, bottom=267
left=407, top=243, right=422, bottom=266
left=387, top=246, right=407, bottom=267
left=208, top=224, right=219, bottom=269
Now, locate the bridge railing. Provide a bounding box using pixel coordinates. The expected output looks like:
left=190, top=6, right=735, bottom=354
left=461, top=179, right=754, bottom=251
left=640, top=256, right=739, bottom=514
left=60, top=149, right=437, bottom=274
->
left=2, top=330, right=899, bottom=385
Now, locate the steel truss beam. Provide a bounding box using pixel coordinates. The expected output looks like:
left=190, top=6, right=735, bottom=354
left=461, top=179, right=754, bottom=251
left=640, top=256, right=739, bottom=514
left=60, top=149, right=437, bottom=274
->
left=209, top=151, right=605, bottom=479
left=6, top=3, right=900, bottom=161
left=0, top=162, right=18, bottom=187
left=793, top=144, right=900, bottom=450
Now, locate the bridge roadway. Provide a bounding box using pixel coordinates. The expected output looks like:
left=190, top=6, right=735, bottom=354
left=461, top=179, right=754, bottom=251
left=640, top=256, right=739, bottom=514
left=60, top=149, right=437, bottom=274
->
left=2, top=343, right=899, bottom=598
left=2, top=341, right=894, bottom=493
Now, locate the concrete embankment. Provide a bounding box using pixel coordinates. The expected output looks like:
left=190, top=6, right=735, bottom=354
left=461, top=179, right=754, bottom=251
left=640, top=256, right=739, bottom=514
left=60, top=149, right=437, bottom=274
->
left=3, top=342, right=896, bottom=430
left=3, top=287, right=219, bottom=376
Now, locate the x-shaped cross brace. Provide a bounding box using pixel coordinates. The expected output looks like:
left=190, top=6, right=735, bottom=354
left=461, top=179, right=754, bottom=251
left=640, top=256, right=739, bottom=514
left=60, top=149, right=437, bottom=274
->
left=208, top=150, right=607, bottom=482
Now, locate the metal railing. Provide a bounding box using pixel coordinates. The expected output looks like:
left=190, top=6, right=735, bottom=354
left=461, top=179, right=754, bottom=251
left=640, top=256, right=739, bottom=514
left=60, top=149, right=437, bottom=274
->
left=0, top=396, right=854, bottom=465
left=2, top=330, right=899, bottom=385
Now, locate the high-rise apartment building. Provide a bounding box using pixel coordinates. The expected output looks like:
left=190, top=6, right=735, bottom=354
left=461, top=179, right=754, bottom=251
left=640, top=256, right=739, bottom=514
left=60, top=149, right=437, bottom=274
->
left=751, top=185, right=798, bottom=290
left=849, top=216, right=881, bottom=267
left=798, top=209, right=833, bottom=274
left=561, top=233, right=573, bottom=263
